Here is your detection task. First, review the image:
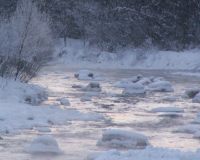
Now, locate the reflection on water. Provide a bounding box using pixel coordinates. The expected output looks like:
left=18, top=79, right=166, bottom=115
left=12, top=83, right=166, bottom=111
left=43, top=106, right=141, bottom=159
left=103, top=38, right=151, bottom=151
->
left=1, top=64, right=200, bottom=159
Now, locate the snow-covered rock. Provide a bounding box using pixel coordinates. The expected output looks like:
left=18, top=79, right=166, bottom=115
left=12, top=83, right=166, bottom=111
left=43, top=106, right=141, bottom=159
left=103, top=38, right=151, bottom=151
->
left=25, top=135, right=61, bottom=154
left=74, top=69, right=103, bottom=81
left=192, top=93, right=200, bottom=103
left=147, top=80, right=174, bottom=92
left=83, top=82, right=101, bottom=92
left=24, top=91, right=47, bottom=105
left=151, top=106, right=184, bottom=113
left=122, top=83, right=145, bottom=96
left=87, top=147, right=200, bottom=160
left=184, top=89, right=200, bottom=98
left=58, top=97, right=70, bottom=106
left=114, top=75, right=144, bottom=88
left=128, top=75, right=143, bottom=82
left=98, top=129, right=149, bottom=149
left=137, top=77, right=152, bottom=85
left=74, top=69, right=94, bottom=80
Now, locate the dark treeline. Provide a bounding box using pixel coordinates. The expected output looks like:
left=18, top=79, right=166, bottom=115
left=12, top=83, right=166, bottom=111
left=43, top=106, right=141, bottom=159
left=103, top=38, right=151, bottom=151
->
left=1, top=0, right=200, bottom=51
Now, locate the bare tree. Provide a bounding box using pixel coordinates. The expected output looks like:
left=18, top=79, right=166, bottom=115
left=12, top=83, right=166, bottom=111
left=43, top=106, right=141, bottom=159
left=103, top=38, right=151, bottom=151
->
left=0, top=0, right=53, bottom=82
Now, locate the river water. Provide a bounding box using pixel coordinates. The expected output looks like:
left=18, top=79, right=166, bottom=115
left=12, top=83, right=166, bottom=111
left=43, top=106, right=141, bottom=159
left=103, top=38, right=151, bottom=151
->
left=0, top=63, right=200, bottom=160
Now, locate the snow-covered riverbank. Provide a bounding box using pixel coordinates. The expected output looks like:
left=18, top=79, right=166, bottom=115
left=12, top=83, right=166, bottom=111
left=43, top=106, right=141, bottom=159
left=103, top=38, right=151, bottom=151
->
left=0, top=77, right=105, bottom=134
left=55, top=39, right=200, bottom=70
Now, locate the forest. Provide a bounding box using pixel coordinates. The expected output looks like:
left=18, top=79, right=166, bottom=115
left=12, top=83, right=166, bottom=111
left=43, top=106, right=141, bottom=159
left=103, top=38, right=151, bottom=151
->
left=1, top=0, right=200, bottom=51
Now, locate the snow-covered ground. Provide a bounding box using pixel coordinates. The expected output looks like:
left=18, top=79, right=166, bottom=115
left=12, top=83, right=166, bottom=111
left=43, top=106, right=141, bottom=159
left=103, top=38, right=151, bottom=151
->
left=55, top=39, right=200, bottom=70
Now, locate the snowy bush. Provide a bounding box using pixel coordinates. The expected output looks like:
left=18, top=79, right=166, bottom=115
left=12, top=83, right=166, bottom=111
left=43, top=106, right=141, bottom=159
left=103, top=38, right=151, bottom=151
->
left=0, top=0, right=53, bottom=82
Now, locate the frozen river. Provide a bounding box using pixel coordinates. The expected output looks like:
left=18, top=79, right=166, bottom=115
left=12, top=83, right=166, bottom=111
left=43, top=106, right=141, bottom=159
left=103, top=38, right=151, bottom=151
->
left=0, top=63, right=200, bottom=160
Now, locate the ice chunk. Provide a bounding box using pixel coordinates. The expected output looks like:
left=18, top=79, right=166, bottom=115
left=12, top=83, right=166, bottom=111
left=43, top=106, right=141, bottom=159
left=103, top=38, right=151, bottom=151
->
left=25, top=135, right=61, bottom=154
left=98, top=129, right=149, bottom=149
